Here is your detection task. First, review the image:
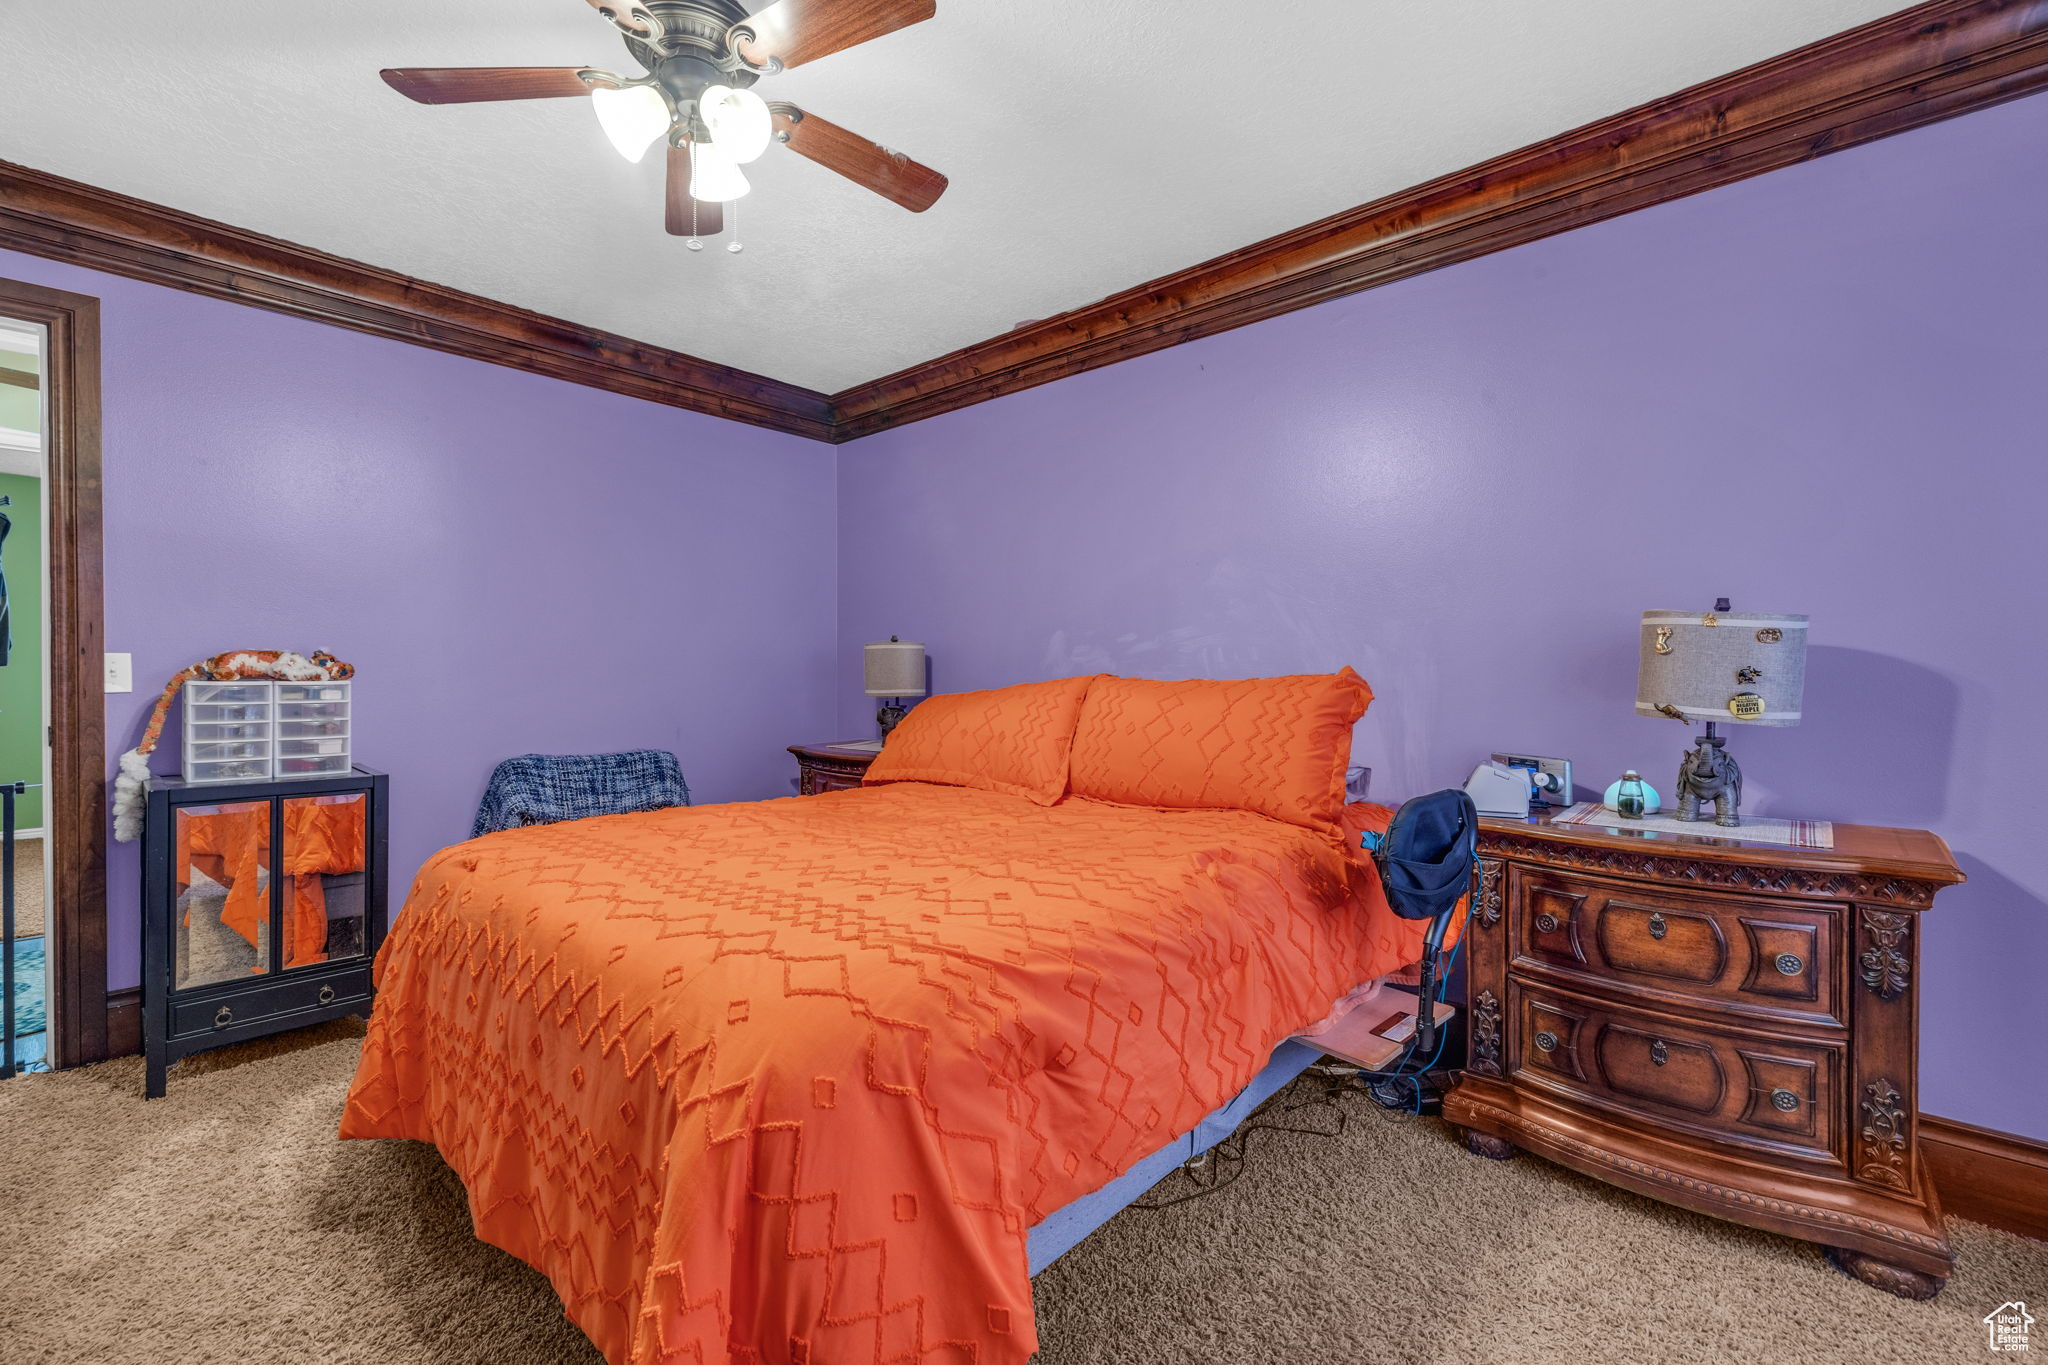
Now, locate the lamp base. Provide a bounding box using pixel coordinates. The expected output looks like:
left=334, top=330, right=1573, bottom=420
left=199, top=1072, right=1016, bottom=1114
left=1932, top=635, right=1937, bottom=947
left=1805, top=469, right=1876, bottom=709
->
left=877, top=703, right=908, bottom=741
left=1674, top=729, right=1743, bottom=827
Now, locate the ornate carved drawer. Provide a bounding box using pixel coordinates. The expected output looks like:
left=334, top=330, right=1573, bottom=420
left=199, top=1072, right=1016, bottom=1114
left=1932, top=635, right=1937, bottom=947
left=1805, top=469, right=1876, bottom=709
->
left=1446, top=812, right=1964, bottom=1301
left=1508, top=979, right=1843, bottom=1168
left=1511, top=867, right=1844, bottom=1027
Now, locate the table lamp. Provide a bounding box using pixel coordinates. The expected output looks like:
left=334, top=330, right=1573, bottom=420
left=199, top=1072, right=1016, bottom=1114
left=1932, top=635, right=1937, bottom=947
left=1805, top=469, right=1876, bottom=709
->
left=864, top=636, right=926, bottom=740
left=1634, top=600, right=1807, bottom=827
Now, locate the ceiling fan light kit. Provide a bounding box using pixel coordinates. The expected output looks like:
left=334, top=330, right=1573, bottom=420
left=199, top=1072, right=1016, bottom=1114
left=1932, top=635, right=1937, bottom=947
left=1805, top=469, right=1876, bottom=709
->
left=690, top=141, right=752, bottom=203
left=701, top=85, right=773, bottom=164
left=381, top=0, right=947, bottom=251
left=591, top=84, right=672, bottom=161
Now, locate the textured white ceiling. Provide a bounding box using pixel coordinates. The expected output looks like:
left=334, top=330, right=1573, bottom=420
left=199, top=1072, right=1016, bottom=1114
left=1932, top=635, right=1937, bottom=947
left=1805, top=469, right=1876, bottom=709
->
left=0, top=1, right=1913, bottom=394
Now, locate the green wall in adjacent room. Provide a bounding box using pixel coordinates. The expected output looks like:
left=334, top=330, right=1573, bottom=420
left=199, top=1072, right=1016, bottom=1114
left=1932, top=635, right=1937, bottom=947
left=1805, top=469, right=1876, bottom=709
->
left=0, top=472, right=43, bottom=830
left=0, top=349, right=37, bottom=434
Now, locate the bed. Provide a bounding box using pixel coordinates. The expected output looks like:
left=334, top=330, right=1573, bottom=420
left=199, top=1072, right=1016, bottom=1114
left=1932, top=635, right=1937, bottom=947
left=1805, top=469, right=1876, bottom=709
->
left=341, top=670, right=1445, bottom=1363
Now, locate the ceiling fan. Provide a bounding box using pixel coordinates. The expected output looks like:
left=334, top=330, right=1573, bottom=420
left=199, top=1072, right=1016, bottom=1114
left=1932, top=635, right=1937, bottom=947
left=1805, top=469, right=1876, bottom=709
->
left=381, top=0, right=947, bottom=250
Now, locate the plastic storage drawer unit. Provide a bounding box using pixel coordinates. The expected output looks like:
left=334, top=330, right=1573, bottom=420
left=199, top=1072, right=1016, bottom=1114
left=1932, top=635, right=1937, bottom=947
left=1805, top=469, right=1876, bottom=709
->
left=274, top=681, right=351, bottom=778
left=181, top=682, right=275, bottom=783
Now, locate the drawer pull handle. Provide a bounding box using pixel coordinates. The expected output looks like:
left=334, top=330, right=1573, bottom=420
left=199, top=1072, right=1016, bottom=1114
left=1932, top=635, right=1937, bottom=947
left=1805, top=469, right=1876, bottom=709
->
left=1648, top=913, right=1668, bottom=940
left=1650, top=1040, right=1669, bottom=1066
left=213, top=1004, right=233, bottom=1029
left=1771, top=1088, right=1800, bottom=1113
left=1535, top=912, right=1560, bottom=934
left=1774, top=952, right=1805, bottom=976
left=317, top=984, right=336, bottom=1005
left=1534, top=1030, right=1559, bottom=1054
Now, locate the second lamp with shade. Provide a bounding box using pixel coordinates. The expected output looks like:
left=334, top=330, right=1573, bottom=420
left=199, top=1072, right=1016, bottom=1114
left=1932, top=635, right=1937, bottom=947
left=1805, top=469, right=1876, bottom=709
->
left=865, top=637, right=926, bottom=740
left=1635, top=602, right=1808, bottom=827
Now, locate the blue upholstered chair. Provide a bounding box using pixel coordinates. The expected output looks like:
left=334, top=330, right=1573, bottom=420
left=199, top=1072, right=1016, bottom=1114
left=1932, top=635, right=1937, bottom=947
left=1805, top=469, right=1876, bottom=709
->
left=471, top=750, right=690, bottom=838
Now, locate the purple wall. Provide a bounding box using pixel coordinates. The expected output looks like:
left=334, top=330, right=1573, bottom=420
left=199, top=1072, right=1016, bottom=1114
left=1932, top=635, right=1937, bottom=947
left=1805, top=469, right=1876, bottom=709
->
left=0, top=249, right=838, bottom=993
left=837, top=93, right=2048, bottom=1140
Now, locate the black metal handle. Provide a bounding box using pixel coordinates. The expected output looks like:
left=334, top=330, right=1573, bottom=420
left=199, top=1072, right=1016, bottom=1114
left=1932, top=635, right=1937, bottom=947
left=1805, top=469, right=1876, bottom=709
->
left=1648, top=912, right=1668, bottom=940
left=1775, top=952, right=1804, bottom=976
left=1535, top=912, right=1559, bottom=934
left=213, top=1004, right=233, bottom=1029
left=1651, top=1039, right=1669, bottom=1066
left=1771, top=1088, right=1800, bottom=1113
left=1534, top=1030, right=1559, bottom=1054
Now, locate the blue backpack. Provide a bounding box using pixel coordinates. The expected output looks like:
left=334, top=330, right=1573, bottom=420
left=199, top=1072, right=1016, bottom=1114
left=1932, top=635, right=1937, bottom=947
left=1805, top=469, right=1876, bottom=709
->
left=1367, top=788, right=1478, bottom=922
left=1359, top=788, right=1478, bottom=1065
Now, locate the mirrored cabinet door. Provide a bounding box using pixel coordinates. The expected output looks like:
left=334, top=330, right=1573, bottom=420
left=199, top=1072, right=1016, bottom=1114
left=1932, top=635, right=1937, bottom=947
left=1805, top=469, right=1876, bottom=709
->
left=281, top=792, right=370, bottom=969
left=173, top=801, right=272, bottom=988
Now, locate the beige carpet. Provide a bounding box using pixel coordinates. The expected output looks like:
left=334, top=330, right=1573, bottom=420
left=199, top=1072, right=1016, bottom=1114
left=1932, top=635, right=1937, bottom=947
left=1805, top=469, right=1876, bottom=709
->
left=1, top=1024, right=2040, bottom=1365
left=9, top=834, right=42, bottom=939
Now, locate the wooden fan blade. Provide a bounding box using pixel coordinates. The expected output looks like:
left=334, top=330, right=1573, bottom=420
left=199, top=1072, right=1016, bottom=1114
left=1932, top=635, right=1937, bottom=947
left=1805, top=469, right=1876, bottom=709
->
left=665, top=145, right=725, bottom=237
left=771, top=105, right=946, bottom=212
left=736, top=0, right=934, bottom=70
left=380, top=68, right=597, bottom=104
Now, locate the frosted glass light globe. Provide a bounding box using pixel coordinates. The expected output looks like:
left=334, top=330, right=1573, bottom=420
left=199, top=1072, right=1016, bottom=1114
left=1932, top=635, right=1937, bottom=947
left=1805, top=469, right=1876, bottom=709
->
left=591, top=84, right=670, bottom=162
left=700, top=85, right=772, bottom=164
left=689, top=142, right=752, bottom=202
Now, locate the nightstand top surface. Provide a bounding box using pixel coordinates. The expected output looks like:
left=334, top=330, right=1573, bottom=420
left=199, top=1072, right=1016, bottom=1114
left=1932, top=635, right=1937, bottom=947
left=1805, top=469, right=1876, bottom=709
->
left=1482, top=808, right=1963, bottom=888
left=788, top=740, right=884, bottom=760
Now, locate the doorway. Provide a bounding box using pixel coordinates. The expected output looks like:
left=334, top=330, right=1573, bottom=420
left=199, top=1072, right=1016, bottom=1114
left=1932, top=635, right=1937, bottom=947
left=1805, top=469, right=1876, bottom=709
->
left=0, top=314, right=50, bottom=1071
left=0, top=276, right=105, bottom=1074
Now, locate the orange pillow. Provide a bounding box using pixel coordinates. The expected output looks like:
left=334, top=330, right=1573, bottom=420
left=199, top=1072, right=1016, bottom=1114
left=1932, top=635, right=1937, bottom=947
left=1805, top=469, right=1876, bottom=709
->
left=1067, top=668, right=1373, bottom=832
left=862, top=676, right=1097, bottom=806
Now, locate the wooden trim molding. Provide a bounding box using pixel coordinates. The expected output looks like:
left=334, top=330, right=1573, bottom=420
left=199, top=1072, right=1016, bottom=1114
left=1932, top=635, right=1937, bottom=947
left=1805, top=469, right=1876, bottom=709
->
left=830, top=0, right=2048, bottom=439
left=0, top=275, right=110, bottom=1067
left=1921, top=1114, right=2048, bottom=1242
left=0, top=163, right=835, bottom=443
left=105, top=985, right=141, bottom=1060
left=4, top=0, right=2048, bottom=448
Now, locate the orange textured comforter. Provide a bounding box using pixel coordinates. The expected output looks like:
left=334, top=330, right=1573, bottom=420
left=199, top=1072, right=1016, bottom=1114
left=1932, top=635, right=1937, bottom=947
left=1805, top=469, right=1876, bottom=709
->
left=340, top=783, right=1451, bottom=1363
left=178, top=795, right=367, bottom=969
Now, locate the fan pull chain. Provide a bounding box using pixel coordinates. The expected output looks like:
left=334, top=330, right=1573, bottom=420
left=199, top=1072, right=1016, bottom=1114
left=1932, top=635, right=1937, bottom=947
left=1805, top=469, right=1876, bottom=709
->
left=686, top=141, right=705, bottom=252
left=727, top=196, right=743, bottom=254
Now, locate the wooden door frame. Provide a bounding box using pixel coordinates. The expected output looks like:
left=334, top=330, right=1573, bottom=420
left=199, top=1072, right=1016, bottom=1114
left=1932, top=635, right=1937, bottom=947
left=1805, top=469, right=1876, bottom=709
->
left=0, top=275, right=106, bottom=1067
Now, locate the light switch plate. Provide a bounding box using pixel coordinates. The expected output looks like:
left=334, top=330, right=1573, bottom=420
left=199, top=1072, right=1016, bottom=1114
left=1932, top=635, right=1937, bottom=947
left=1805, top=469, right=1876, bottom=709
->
left=103, top=651, right=133, bottom=693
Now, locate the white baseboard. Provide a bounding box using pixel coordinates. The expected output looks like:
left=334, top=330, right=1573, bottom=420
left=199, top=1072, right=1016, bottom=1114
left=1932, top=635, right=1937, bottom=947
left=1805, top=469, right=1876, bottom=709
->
left=10, top=829, right=42, bottom=842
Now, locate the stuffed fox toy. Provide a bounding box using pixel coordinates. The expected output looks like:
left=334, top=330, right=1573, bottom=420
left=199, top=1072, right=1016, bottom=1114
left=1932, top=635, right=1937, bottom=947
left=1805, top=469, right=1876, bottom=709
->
left=113, top=650, right=355, bottom=843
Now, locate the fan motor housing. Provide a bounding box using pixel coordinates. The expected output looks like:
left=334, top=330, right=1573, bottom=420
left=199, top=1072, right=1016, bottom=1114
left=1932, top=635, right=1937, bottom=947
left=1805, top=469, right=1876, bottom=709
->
left=628, top=0, right=760, bottom=109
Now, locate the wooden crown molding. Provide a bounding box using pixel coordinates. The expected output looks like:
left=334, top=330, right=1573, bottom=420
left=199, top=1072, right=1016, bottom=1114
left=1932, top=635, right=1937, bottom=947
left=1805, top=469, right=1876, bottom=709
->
left=831, top=0, right=2048, bottom=440
left=0, top=162, right=836, bottom=443
left=4, top=0, right=2047, bottom=445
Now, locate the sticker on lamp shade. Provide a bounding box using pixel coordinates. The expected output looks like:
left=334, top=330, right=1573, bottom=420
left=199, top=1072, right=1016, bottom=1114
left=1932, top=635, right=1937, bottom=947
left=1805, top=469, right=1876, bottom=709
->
left=1728, top=692, right=1767, bottom=720
left=1701, top=613, right=1720, bottom=627
left=1737, top=666, right=1762, bottom=684
left=1756, top=627, right=1784, bottom=643
left=1654, top=626, right=1674, bottom=655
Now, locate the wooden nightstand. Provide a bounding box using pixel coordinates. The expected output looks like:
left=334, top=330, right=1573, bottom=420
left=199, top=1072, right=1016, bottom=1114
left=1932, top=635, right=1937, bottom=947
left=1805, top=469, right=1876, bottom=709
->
left=1443, top=809, right=1964, bottom=1299
left=788, top=741, right=881, bottom=795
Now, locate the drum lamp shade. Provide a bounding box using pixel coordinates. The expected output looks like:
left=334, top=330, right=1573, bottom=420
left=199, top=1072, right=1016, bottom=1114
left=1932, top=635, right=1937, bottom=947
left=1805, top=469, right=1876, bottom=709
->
left=1635, top=611, right=1807, bottom=727
left=864, top=638, right=927, bottom=698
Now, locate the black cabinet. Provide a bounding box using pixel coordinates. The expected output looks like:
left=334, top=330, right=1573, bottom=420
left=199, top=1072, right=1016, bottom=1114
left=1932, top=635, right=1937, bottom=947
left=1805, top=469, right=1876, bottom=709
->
left=142, top=767, right=388, bottom=1097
